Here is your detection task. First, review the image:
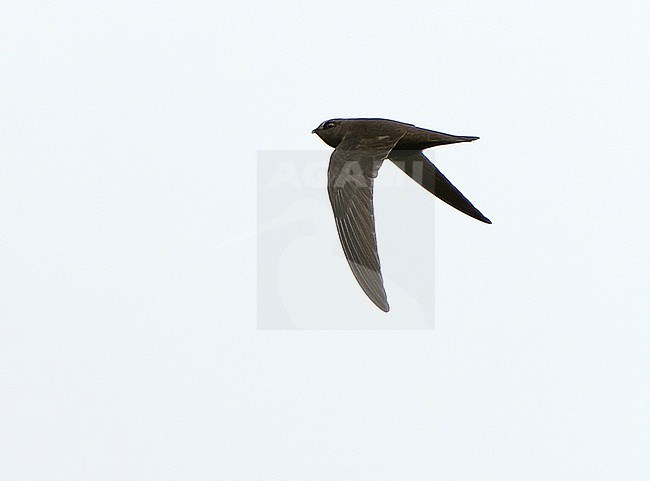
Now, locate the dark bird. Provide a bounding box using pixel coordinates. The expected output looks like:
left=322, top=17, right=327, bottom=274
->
left=312, top=118, right=491, bottom=312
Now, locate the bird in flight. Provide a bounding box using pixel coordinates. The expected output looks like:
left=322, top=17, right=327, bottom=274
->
left=312, top=118, right=491, bottom=312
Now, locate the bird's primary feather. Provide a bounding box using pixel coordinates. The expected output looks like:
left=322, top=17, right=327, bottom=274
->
left=326, top=129, right=406, bottom=312
left=389, top=150, right=491, bottom=224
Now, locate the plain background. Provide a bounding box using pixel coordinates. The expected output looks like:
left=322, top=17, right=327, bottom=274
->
left=1, top=1, right=649, bottom=480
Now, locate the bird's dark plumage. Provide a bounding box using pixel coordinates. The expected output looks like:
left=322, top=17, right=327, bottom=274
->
left=390, top=150, right=491, bottom=224
left=313, top=118, right=491, bottom=312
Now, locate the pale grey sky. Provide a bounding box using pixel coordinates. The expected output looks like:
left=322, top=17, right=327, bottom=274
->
left=1, top=1, right=649, bottom=480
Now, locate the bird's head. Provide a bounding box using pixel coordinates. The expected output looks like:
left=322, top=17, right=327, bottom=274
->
left=312, top=119, right=345, bottom=147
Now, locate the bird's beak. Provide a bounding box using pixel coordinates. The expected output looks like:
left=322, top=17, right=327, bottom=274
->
left=311, top=129, right=317, bottom=134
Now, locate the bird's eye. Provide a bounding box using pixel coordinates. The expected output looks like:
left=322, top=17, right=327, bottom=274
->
left=324, top=122, right=336, bottom=129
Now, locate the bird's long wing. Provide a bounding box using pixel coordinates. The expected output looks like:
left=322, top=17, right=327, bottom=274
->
left=389, top=150, right=491, bottom=224
left=327, top=132, right=405, bottom=312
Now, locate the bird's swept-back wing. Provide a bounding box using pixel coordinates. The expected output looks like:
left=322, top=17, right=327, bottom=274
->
left=327, top=132, right=405, bottom=312
left=389, top=150, right=491, bottom=224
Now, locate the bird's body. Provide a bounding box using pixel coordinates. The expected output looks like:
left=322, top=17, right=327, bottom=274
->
left=312, top=118, right=491, bottom=312
left=314, top=118, right=479, bottom=150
